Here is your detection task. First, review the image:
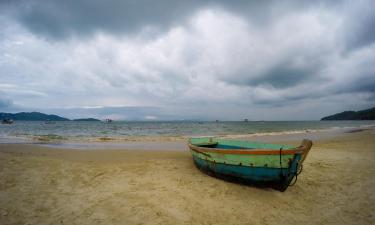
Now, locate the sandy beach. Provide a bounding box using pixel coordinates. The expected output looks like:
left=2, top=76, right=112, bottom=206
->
left=0, top=129, right=374, bottom=225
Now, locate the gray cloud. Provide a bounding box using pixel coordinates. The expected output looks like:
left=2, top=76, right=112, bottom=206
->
left=0, top=0, right=374, bottom=120
left=0, top=95, right=13, bottom=109
left=4, top=0, right=373, bottom=53
left=2, top=0, right=350, bottom=40
left=4, top=0, right=203, bottom=39
left=233, top=59, right=319, bottom=89
left=342, top=0, right=375, bottom=50
left=339, top=71, right=375, bottom=94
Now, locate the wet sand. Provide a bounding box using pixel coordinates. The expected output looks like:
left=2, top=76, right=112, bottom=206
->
left=0, top=129, right=374, bottom=225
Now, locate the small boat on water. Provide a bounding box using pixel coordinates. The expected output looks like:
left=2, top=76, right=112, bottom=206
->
left=104, top=119, right=113, bottom=123
left=45, top=119, right=56, bottom=124
left=188, top=137, right=313, bottom=191
left=1, top=119, right=14, bottom=124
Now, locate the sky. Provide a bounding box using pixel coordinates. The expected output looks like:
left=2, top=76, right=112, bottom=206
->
left=0, top=0, right=374, bottom=120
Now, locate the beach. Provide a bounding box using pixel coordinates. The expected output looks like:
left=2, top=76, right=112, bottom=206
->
left=0, top=129, right=374, bottom=225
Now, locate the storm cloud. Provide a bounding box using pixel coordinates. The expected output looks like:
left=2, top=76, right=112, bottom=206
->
left=0, top=96, right=13, bottom=109
left=2, top=0, right=339, bottom=39
left=0, top=0, right=374, bottom=120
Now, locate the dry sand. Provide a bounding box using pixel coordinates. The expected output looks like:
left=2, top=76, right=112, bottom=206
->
left=0, top=129, right=374, bottom=225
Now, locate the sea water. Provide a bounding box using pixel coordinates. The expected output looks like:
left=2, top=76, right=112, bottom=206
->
left=0, top=120, right=374, bottom=143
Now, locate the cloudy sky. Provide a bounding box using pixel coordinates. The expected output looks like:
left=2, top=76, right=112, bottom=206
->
left=0, top=0, right=374, bottom=120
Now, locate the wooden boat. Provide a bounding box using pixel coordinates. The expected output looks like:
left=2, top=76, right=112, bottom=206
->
left=1, top=119, right=14, bottom=124
left=188, top=137, right=313, bottom=191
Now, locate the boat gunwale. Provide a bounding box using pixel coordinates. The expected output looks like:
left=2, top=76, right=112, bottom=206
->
left=188, top=143, right=305, bottom=155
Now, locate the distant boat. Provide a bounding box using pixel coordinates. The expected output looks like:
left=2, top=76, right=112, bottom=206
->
left=45, top=119, right=56, bottom=124
left=244, top=119, right=248, bottom=122
left=188, top=137, right=313, bottom=191
left=104, top=119, right=113, bottom=123
left=1, top=119, right=14, bottom=124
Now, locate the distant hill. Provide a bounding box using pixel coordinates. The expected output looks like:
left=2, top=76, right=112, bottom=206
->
left=0, top=112, right=69, bottom=121
left=73, top=118, right=101, bottom=121
left=321, top=107, right=375, bottom=120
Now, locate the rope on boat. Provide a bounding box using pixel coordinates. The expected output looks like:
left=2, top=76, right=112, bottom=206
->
left=289, top=162, right=304, bottom=186
left=288, top=162, right=299, bottom=186
left=279, top=147, right=303, bottom=187
left=289, top=173, right=298, bottom=186
left=297, top=164, right=303, bottom=175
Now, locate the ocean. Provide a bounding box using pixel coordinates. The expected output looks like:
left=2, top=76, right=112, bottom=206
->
left=1, top=120, right=374, bottom=144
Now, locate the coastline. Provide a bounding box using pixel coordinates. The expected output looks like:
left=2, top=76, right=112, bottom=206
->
left=0, top=127, right=374, bottom=224
left=1, top=124, right=373, bottom=150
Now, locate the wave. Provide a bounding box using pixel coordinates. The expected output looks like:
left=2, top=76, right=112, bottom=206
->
left=1, top=122, right=374, bottom=145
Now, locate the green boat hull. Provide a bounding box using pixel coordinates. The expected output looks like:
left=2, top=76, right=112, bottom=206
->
left=189, top=137, right=312, bottom=191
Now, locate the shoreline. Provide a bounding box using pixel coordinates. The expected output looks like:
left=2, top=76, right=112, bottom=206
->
left=1, top=127, right=373, bottom=159
left=0, top=128, right=374, bottom=224
left=1, top=125, right=373, bottom=150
